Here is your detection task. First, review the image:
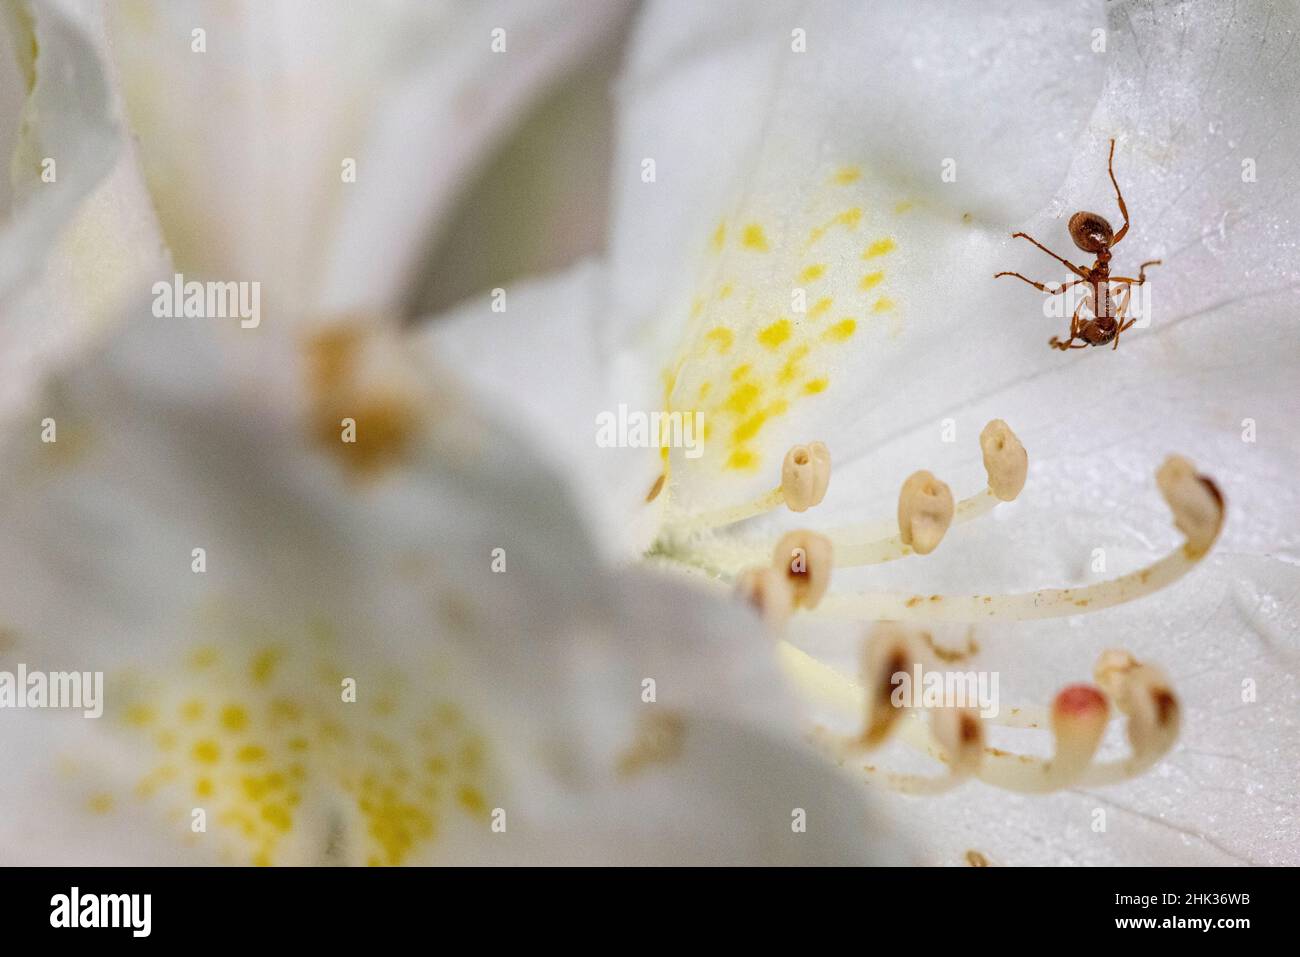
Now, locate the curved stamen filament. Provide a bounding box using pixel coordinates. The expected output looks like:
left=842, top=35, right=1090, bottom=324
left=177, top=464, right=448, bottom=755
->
left=662, top=421, right=1025, bottom=572
left=668, top=442, right=832, bottom=535
left=779, top=639, right=1179, bottom=795
left=813, top=541, right=1208, bottom=622
left=813, top=457, right=1223, bottom=622
left=674, top=485, right=998, bottom=573
left=669, top=486, right=785, bottom=536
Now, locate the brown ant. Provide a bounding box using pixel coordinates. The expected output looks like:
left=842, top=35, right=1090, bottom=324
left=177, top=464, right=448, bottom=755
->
left=995, top=139, right=1160, bottom=351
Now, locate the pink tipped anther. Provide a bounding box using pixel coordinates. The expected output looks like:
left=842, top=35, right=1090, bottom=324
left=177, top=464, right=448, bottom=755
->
left=1053, top=684, right=1108, bottom=720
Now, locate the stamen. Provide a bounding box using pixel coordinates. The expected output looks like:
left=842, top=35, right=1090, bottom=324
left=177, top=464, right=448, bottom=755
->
left=825, top=708, right=985, bottom=796
left=667, top=441, right=830, bottom=534
left=733, top=566, right=794, bottom=626
left=897, top=470, right=954, bottom=555
left=821, top=421, right=1025, bottom=566
left=809, top=626, right=983, bottom=794
left=782, top=638, right=1178, bottom=796
left=825, top=486, right=997, bottom=566
left=772, top=530, right=833, bottom=610
left=813, top=456, right=1224, bottom=622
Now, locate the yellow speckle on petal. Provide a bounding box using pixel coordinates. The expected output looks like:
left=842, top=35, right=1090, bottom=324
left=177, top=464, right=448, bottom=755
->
left=124, top=704, right=156, bottom=727
left=88, top=793, right=114, bottom=814
left=757, top=319, right=792, bottom=349
left=863, top=238, right=896, bottom=258
left=719, top=282, right=734, bottom=299
left=704, top=326, right=734, bottom=354
left=833, top=165, right=862, bottom=185
left=799, top=264, right=826, bottom=283
left=270, top=698, right=302, bottom=722
left=180, top=699, right=205, bottom=722
left=261, top=803, right=293, bottom=833
left=237, top=744, right=267, bottom=763
left=724, top=382, right=761, bottom=416
left=825, top=319, right=858, bottom=342
left=732, top=413, right=767, bottom=445
left=725, top=449, right=759, bottom=471
left=804, top=378, right=829, bottom=394
left=809, top=207, right=863, bottom=243
left=250, top=648, right=281, bottom=686
left=712, top=221, right=726, bottom=251
left=457, top=785, right=488, bottom=815
left=741, top=223, right=769, bottom=251
left=730, top=363, right=751, bottom=382
left=188, top=646, right=219, bottom=670
left=860, top=271, right=885, bottom=290
left=809, top=297, right=833, bottom=318
left=777, top=344, right=810, bottom=384
left=220, top=705, right=249, bottom=733
left=872, top=297, right=896, bottom=313
left=192, top=739, right=221, bottom=764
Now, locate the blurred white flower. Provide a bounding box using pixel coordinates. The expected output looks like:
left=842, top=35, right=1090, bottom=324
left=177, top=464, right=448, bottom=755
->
left=0, top=0, right=909, bottom=865
left=0, top=314, right=908, bottom=865
left=0, top=0, right=633, bottom=405
left=428, top=0, right=1300, bottom=864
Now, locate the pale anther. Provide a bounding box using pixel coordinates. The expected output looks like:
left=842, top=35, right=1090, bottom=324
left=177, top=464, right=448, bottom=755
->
left=1156, top=455, right=1224, bottom=557
left=781, top=441, right=831, bottom=512
left=733, top=566, right=794, bottom=626
left=857, top=623, right=921, bottom=747
left=1033, top=684, right=1112, bottom=788
left=771, top=529, right=833, bottom=610
left=897, top=470, right=954, bottom=555
left=1095, top=650, right=1179, bottom=761
left=979, top=419, right=1028, bottom=501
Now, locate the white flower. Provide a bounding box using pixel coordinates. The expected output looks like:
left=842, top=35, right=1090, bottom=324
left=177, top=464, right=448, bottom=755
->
left=0, top=0, right=908, bottom=865
left=0, top=0, right=633, bottom=403
left=0, top=312, right=914, bottom=865
left=427, top=0, right=1300, bottom=864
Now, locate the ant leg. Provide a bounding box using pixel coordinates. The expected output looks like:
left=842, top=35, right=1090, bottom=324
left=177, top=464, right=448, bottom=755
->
left=1110, top=287, right=1134, bottom=350
left=1009, top=232, right=1090, bottom=278
left=1049, top=300, right=1088, bottom=350
left=1051, top=335, right=1088, bottom=351
left=993, top=273, right=1087, bottom=294
left=1108, top=138, right=1132, bottom=245
left=1111, top=260, right=1162, bottom=285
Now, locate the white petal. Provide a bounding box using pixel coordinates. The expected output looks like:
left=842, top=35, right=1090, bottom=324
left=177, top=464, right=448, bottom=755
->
left=0, top=307, right=901, bottom=864
left=421, top=258, right=672, bottom=557
left=0, top=2, right=168, bottom=414
left=597, top=1, right=1111, bottom=515
left=105, top=0, right=635, bottom=319
left=0, top=0, right=117, bottom=297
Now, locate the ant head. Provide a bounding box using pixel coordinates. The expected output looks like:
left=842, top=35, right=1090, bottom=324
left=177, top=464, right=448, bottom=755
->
left=1068, top=211, right=1114, bottom=253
